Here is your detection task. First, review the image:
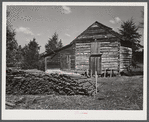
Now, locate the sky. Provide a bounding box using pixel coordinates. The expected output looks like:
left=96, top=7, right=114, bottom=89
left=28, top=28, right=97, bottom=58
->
left=7, top=5, right=144, bottom=53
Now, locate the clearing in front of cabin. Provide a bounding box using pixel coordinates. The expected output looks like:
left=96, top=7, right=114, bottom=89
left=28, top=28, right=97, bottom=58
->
left=6, top=75, right=143, bottom=110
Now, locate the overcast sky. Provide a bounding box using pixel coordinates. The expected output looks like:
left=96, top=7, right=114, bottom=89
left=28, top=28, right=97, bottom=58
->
left=7, top=5, right=144, bottom=53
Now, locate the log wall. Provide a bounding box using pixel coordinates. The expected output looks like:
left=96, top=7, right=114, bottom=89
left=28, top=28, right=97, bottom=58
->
left=59, top=44, right=75, bottom=70
left=46, top=44, right=75, bottom=70
left=75, top=43, right=91, bottom=71
left=100, top=39, right=120, bottom=73
left=120, top=46, right=132, bottom=71
left=75, top=38, right=121, bottom=74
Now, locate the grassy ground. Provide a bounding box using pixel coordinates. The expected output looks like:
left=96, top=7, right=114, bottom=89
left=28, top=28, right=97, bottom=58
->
left=6, top=75, right=143, bottom=110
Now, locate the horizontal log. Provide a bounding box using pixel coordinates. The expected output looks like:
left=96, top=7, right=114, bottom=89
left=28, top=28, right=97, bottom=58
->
left=120, top=63, right=131, bottom=66
left=76, top=62, right=88, bottom=64
left=102, top=55, right=118, bottom=58
left=120, top=60, right=131, bottom=63
left=102, top=51, right=119, bottom=55
left=120, top=64, right=130, bottom=67
left=101, top=41, right=118, bottom=44
left=76, top=63, right=89, bottom=66
left=120, top=51, right=132, bottom=54
left=100, top=47, right=118, bottom=49
left=100, top=43, right=118, bottom=47
left=102, top=60, right=118, bottom=63
left=76, top=61, right=89, bottom=63
left=100, top=49, right=118, bottom=52
left=120, top=53, right=132, bottom=56
left=76, top=66, right=89, bottom=70
left=75, top=37, right=118, bottom=43
left=102, top=57, right=118, bottom=60
left=120, top=60, right=131, bottom=62
left=76, top=46, right=90, bottom=48
left=120, top=57, right=131, bottom=60
left=120, top=56, right=132, bottom=59
left=76, top=57, right=89, bottom=59
left=102, top=64, right=118, bottom=66
left=76, top=55, right=90, bottom=57
left=76, top=46, right=91, bottom=49
left=100, top=51, right=120, bottom=53
left=76, top=50, right=91, bottom=53
left=120, top=52, right=132, bottom=55
left=76, top=53, right=90, bottom=57
left=120, top=46, right=132, bottom=50
left=102, top=67, right=118, bottom=70
left=75, top=55, right=90, bottom=57
left=76, top=43, right=91, bottom=45
left=101, top=45, right=118, bottom=48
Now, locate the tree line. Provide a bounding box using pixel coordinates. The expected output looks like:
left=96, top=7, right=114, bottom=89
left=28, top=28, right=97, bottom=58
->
left=7, top=23, right=63, bottom=70
left=6, top=12, right=143, bottom=71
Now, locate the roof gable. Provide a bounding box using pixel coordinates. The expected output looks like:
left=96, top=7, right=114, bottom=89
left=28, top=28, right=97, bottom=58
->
left=71, top=21, right=121, bottom=43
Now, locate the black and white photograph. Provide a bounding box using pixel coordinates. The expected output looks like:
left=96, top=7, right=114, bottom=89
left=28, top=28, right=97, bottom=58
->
left=2, top=2, right=147, bottom=120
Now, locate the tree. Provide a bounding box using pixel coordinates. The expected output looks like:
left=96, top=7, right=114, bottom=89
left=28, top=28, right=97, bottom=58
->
left=119, top=18, right=141, bottom=63
left=22, top=38, right=40, bottom=69
left=6, top=11, right=18, bottom=67
left=139, top=10, right=144, bottom=29
left=45, top=32, right=63, bottom=53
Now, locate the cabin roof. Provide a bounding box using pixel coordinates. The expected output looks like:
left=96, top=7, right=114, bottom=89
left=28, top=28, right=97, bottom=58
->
left=43, top=21, right=123, bottom=57
left=70, top=21, right=122, bottom=44
left=43, top=43, right=73, bottom=57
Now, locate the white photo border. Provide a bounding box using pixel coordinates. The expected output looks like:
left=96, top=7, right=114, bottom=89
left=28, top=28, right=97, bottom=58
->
left=2, top=2, right=148, bottom=120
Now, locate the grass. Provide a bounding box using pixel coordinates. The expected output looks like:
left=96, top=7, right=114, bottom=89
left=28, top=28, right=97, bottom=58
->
left=6, top=75, right=143, bottom=110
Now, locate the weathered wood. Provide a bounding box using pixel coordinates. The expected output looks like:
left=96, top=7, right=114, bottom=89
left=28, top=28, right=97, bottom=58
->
left=102, top=57, right=118, bottom=60
left=102, top=67, right=118, bottom=70
left=91, top=42, right=98, bottom=54
left=102, top=55, right=118, bottom=58
left=89, top=55, right=101, bottom=75
left=120, top=46, right=132, bottom=71
left=6, top=102, right=16, bottom=107
left=95, top=71, right=98, bottom=94
left=76, top=43, right=91, bottom=45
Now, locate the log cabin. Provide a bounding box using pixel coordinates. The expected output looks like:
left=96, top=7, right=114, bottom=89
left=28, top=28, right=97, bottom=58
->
left=43, top=21, right=132, bottom=76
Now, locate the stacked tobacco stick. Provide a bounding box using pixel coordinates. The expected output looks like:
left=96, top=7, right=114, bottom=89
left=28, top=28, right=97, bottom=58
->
left=6, top=70, right=95, bottom=96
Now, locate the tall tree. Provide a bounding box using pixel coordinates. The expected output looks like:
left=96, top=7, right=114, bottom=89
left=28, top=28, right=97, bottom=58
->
left=22, top=38, right=40, bottom=69
left=45, top=32, right=63, bottom=53
left=6, top=11, right=18, bottom=67
left=119, top=18, right=141, bottom=62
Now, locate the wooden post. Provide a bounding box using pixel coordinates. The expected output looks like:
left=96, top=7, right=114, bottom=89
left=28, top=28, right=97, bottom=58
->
left=104, top=69, right=106, bottom=77
left=86, top=69, right=89, bottom=77
left=95, top=71, right=98, bottom=94
left=110, top=69, right=112, bottom=77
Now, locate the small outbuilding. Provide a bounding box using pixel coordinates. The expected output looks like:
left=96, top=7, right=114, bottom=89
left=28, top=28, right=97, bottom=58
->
left=44, top=21, right=132, bottom=75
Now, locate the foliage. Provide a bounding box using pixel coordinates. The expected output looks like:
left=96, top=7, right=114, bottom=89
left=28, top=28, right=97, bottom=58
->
left=45, top=32, right=63, bottom=54
left=15, top=45, right=24, bottom=67
left=6, top=19, right=18, bottom=67
left=21, top=38, right=40, bottom=69
left=119, top=18, right=142, bottom=62
left=38, top=57, right=45, bottom=71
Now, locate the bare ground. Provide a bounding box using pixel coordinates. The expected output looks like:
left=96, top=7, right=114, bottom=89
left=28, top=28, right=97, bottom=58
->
left=6, top=75, right=143, bottom=110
